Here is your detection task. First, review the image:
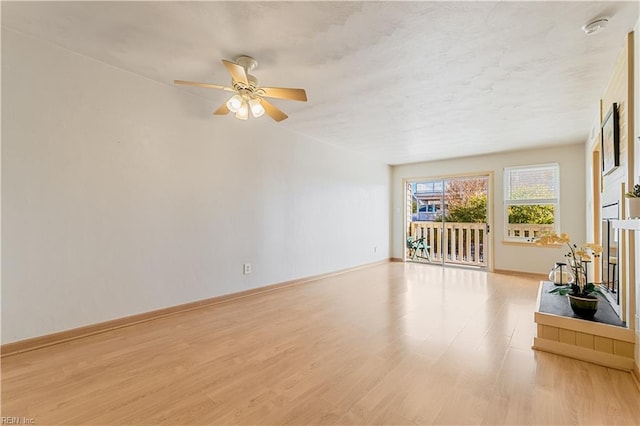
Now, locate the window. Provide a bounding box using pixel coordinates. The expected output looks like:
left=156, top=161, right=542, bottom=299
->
left=504, top=163, right=559, bottom=241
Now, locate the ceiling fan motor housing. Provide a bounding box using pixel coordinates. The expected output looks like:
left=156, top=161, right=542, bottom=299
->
left=232, top=56, right=260, bottom=90
left=235, top=55, right=258, bottom=72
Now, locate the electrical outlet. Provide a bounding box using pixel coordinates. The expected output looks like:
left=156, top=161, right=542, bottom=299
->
left=243, top=263, right=252, bottom=275
left=373, top=246, right=377, bottom=253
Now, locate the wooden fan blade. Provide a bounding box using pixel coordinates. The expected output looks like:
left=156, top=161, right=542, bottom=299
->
left=174, top=80, right=234, bottom=91
left=261, top=87, right=307, bottom=102
left=222, top=59, right=248, bottom=85
left=261, top=99, right=288, bottom=122
left=213, top=103, right=230, bottom=115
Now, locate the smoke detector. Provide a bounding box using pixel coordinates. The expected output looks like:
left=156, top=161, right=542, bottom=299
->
left=582, top=17, right=609, bottom=35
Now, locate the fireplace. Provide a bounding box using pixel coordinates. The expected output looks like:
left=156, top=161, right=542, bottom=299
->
left=601, top=202, right=620, bottom=311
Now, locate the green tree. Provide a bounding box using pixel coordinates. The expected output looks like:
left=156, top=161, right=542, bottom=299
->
left=445, top=193, right=487, bottom=223
left=508, top=204, right=554, bottom=224
left=507, top=186, right=555, bottom=224
left=441, top=178, right=487, bottom=223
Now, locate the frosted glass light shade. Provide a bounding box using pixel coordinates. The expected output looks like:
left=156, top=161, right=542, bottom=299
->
left=235, top=100, right=249, bottom=120
left=249, top=98, right=265, bottom=118
left=226, top=94, right=243, bottom=113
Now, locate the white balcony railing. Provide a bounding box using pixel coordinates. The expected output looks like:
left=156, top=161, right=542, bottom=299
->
left=505, top=224, right=554, bottom=239
left=409, top=222, right=486, bottom=267
left=408, top=222, right=555, bottom=267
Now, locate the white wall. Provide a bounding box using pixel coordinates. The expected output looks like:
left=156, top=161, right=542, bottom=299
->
left=1, top=29, right=391, bottom=343
left=392, top=144, right=586, bottom=274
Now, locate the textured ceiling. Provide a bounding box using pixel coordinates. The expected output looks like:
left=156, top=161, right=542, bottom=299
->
left=2, top=1, right=638, bottom=165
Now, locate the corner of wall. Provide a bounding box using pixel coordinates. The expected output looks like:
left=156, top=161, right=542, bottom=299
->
left=633, top=19, right=640, bottom=378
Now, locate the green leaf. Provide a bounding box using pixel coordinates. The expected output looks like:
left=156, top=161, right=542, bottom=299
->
left=549, top=286, right=572, bottom=296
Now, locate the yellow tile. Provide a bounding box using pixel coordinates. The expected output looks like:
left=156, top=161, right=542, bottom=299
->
left=613, top=340, right=634, bottom=358
left=575, top=332, right=594, bottom=349
left=558, top=329, right=576, bottom=345
left=594, top=336, right=614, bottom=354
left=542, top=325, right=559, bottom=342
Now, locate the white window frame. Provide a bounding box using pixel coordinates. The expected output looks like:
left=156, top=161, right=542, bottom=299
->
left=503, top=163, right=560, bottom=242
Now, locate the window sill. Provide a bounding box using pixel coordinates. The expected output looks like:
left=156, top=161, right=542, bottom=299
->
left=502, top=240, right=562, bottom=247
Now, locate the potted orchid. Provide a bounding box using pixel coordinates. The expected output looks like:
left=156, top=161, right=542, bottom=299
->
left=534, top=232, right=604, bottom=318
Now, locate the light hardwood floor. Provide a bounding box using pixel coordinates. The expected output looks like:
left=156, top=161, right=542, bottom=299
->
left=2, top=262, right=639, bottom=425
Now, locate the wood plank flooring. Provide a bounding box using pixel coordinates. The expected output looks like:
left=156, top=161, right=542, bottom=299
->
left=2, top=262, right=639, bottom=425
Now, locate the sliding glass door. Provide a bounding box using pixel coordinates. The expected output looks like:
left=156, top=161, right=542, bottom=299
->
left=406, top=175, right=489, bottom=268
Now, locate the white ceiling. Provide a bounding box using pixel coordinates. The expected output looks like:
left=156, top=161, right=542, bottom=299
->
left=2, top=1, right=638, bottom=165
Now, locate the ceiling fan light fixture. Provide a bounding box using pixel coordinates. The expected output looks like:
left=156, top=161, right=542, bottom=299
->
left=249, top=98, right=265, bottom=118
left=175, top=56, right=307, bottom=122
left=226, top=94, right=243, bottom=113
left=235, top=100, right=249, bottom=120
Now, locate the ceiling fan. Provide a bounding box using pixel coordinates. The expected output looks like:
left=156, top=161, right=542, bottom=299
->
left=174, top=56, right=307, bottom=122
